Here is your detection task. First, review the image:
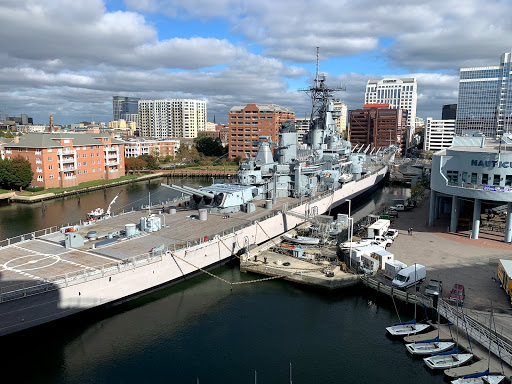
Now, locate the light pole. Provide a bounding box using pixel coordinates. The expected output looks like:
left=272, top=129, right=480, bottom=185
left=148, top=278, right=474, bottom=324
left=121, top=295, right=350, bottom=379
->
left=348, top=217, right=353, bottom=270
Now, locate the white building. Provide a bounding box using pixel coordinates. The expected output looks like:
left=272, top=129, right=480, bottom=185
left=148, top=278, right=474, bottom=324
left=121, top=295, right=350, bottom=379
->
left=365, top=78, right=417, bottom=145
left=123, top=139, right=180, bottom=158
left=295, top=117, right=310, bottom=144
left=424, top=118, right=455, bottom=151
left=138, top=99, right=207, bottom=139
left=429, top=134, right=512, bottom=242
left=333, top=100, right=348, bottom=135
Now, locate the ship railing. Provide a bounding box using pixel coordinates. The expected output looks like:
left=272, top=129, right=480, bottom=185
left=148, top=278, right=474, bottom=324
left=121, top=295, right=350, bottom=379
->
left=0, top=252, right=164, bottom=303
left=0, top=225, right=61, bottom=249
left=361, top=275, right=512, bottom=366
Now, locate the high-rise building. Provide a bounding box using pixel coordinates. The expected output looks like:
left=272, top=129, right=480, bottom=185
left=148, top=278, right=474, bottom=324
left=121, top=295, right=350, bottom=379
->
left=138, top=99, right=207, bottom=139
left=294, top=117, right=311, bottom=144
left=364, top=78, right=417, bottom=145
left=455, top=50, right=512, bottom=136
left=424, top=118, right=455, bottom=151
left=442, top=104, right=457, bottom=120
left=228, top=104, right=294, bottom=160
left=113, top=96, right=140, bottom=125
left=349, top=104, right=404, bottom=152
left=333, top=100, right=348, bottom=135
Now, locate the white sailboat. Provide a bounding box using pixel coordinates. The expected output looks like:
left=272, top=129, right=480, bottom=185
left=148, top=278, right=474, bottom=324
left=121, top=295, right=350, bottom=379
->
left=386, top=276, right=429, bottom=336
left=406, top=307, right=455, bottom=355
left=424, top=303, right=473, bottom=369
left=452, top=304, right=505, bottom=384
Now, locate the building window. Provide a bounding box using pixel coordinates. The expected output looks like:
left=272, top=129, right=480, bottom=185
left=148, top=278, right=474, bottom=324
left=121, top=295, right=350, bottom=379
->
left=37, top=175, right=43, bottom=181
left=471, top=173, right=477, bottom=184
left=462, top=172, right=467, bottom=183
left=494, top=174, right=501, bottom=186
left=98, top=168, right=101, bottom=172
left=91, top=153, right=94, bottom=157
left=35, top=149, right=41, bottom=155
left=49, top=174, right=54, bottom=179
left=48, top=156, right=52, bottom=161
left=83, top=154, right=87, bottom=158
left=49, top=165, right=53, bottom=170
left=83, top=162, right=87, bottom=165
left=447, top=170, right=458, bottom=184
left=482, top=173, right=489, bottom=184
left=84, top=169, right=87, bottom=174
left=78, top=170, right=81, bottom=174
left=506, top=175, right=512, bottom=187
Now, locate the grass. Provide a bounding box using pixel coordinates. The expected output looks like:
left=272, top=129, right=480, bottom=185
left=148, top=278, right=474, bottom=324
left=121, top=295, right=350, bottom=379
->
left=19, top=174, right=141, bottom=196
left=0, top=189, right=10, bottom=194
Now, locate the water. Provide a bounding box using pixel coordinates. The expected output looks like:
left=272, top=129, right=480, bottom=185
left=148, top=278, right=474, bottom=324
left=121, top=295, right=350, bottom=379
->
left=0, top=180, right=444, bottom=383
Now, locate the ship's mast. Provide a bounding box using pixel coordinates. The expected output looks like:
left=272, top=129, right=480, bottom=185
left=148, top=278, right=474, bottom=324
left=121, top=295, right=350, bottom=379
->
left=301, top=47, right=346, bottom=126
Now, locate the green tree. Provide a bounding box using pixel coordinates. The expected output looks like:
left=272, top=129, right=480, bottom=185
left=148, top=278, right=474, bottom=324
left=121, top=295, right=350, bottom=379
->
left=0, top=156, right=33, bottom=190
left=139, top=154, right=159, bottom=170
left=193, top=135, right=224, bottom=157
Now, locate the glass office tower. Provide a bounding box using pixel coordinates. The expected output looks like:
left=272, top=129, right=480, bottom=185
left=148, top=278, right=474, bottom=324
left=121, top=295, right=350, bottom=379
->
left=456, top=50, right=512, bottom=136
left=113, top=96, right=140, bottom=123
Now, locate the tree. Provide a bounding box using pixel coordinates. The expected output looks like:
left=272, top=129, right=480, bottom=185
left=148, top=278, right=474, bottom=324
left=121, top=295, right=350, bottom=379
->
left=194, top=135, right=225, bottom=157
left=0, top=156, right=33, bottom=190
left=139, top=154, right=159, bottom=170
left=176, top=145, right=200, bottom=163
left=125, top=157, right=147, bottom=171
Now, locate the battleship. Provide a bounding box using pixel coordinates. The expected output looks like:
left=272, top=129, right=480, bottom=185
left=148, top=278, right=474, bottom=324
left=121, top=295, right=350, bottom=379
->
left=0, top=53, right=394, bottom=336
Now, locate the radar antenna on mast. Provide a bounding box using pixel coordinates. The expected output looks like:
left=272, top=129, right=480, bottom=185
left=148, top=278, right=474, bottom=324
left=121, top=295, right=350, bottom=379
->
left=299, top=47, right=346, bottom=124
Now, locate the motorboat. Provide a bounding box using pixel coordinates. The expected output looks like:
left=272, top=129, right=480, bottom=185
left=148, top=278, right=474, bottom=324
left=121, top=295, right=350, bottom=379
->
left=282, top=234, right=320, bottom=245
left=423, top=347, right=473, bottom=369
left=405, top=336, right=455, bottom=355
left=386, top=319, right=430, bottom=336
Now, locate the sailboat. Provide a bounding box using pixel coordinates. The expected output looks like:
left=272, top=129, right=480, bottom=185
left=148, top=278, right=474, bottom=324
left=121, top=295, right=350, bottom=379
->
left=386, top=285, right=429, bottom=336
left=452, top=304, right=505, bottom=384
left=406, top=307, right=455, bottom=355
left=424, top=302, right=473, bottom=369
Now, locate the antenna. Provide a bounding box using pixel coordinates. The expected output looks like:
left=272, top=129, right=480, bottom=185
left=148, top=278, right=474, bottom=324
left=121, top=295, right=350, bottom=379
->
left=315, top=46, right=320, bottom=86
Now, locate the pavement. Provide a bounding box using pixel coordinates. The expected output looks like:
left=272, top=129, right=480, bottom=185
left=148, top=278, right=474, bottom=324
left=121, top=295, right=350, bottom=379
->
left=384, top=189, right=512, bottom=333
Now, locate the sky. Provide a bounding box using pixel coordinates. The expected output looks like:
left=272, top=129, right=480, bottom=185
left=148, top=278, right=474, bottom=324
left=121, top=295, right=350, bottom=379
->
left=1, top=0, right=511, bottom=126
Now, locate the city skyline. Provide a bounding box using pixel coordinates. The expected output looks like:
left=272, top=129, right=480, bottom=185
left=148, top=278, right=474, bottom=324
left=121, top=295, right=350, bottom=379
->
left=0, top=0, right=511, bottom=125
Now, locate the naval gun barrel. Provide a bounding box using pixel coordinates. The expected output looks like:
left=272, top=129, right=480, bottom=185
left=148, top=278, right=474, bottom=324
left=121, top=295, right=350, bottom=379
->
left=181, top=185, right=215, bottom=199
left=163, top=184, right=193, bottom=195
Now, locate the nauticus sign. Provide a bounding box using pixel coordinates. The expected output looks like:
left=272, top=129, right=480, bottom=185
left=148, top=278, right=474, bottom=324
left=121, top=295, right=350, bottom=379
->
left=471, top=160, right=511, bottom=168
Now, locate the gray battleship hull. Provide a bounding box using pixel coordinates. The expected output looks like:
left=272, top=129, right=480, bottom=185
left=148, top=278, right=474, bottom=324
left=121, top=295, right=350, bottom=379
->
left=0, top=166, right=386, bottom=336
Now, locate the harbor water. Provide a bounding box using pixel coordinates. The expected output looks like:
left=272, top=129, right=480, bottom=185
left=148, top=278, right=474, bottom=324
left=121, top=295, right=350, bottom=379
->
left=0, top=179, right=445, bottom=383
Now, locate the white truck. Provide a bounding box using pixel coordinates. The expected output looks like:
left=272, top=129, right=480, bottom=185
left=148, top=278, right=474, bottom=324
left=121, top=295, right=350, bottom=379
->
left=391, top=263, right=426, bottom=289
left=367, top=219, right=391, bottom=239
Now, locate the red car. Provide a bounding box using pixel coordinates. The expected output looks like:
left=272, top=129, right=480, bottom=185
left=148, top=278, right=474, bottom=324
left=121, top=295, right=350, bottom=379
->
left=448, top=284, right=465, bottom=305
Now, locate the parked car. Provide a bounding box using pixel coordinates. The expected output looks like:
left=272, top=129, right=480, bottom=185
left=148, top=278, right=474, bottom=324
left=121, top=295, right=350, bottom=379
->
left=385, top=210, right=399, bottom=218
left=385, top=229, right=399, bottom=240
left=389, top=204, right=405, bottom=211
left=448, top=283, right=465, bottom=305
left=425, top=279, right=443, bottom=297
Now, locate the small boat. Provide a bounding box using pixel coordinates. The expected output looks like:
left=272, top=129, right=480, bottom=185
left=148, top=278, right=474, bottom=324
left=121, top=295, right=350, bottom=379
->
left=423, top=347, right=473, bottom=369
left=386, top=319, right=430, bottom=336
left=452, top=303, right=505, bottom=384
left=451, top=370, right=505, bottom=384
left=340, top=239, right=373, bottom=249
left=282, top=234, right=320, bottom=245
left=87, top=207, right=105, bottom=219
left=405, top=336, right=455, bottom=355
left=339, top=173, right=353, bottom=183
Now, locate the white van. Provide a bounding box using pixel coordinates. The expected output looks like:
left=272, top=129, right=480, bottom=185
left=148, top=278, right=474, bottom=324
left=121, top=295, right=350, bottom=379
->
left=391, top=264, right=426, bottom=289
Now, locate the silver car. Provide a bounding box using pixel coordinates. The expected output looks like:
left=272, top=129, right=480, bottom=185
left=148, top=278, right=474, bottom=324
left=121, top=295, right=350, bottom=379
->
left=425, top=279, right=442, bottom=297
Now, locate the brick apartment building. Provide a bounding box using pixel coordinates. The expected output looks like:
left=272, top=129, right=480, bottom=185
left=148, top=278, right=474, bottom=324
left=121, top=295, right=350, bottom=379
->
left=123, top=139, right=180, bottom=158
left=1, top=133, right=125, bottom=189
left=349, top=104, right=404, bottom=152
left=202, top=125, right=229, bottom=146
left=228, top=104, right=294, bottom=160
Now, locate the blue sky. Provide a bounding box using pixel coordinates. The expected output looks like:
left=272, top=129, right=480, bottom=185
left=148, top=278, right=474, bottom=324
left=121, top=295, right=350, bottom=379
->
left=0, top=0, right=511, bottom=125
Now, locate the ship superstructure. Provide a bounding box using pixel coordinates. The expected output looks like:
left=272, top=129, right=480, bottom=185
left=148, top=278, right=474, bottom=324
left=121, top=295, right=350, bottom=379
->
left=166, top=49, right=392, bottom=213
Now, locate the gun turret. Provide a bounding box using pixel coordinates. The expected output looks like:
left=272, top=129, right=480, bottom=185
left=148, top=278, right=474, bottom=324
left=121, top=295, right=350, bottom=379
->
left=181, top=186, right=216, bottom=200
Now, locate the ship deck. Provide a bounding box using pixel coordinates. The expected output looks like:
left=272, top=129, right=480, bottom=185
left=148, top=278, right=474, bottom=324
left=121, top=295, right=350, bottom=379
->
left=0, top=197, right=299, bottom=291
